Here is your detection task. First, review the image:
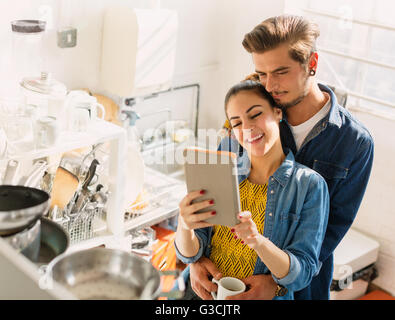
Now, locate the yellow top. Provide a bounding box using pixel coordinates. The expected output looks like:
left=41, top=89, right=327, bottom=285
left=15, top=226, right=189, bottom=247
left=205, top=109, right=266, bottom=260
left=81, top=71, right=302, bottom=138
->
left=209, top=179, right=267, bottom=279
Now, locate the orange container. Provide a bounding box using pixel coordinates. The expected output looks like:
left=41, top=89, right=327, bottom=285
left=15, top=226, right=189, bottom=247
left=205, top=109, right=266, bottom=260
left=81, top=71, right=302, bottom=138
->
left=150, top=226, right=177, bottom=299
left=358, top=290, right=395, bottom=300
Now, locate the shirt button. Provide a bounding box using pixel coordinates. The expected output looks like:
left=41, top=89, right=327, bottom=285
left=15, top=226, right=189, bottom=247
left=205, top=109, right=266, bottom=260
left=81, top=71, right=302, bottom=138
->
left=270, top=190, right=274, bottom=194
left=269, top=213, right=273, bottom=216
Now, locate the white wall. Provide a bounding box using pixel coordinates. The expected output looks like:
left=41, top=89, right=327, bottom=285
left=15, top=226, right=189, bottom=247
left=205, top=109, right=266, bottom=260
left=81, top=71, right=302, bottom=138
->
left=0, top=0, right=284, bottom=131
left=350, top=109, right=395, bottom=296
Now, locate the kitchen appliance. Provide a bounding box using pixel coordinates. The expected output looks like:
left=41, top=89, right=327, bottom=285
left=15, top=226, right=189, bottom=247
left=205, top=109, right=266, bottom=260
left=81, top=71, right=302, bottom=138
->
left=0, top=185, right=50, bottom=235
left=330, top=228, right=379, bottom=300
left=46, top=248, right=184, bottom=300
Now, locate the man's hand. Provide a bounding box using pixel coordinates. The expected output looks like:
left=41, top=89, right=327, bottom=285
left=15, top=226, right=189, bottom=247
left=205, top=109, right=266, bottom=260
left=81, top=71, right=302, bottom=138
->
left=190, top=257, right=222, bottom=300
left=226, top=274, right=277, bottom=300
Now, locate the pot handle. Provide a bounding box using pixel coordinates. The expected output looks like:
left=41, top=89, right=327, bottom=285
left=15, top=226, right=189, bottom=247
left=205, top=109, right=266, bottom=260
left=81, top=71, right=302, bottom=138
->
left=157, top=269, right=185, bottom=300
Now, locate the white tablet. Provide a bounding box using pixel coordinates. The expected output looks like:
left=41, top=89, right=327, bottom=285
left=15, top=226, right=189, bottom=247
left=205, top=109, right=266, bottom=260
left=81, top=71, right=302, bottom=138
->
left=183, top=147, right=241, bottom=227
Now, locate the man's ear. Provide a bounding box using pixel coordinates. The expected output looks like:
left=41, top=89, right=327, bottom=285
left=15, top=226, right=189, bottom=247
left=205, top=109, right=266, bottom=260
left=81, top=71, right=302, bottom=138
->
left=309, top=52, right=319, bottom=70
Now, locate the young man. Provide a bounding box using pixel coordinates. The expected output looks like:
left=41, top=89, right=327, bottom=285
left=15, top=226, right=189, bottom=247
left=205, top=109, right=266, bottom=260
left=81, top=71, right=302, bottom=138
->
left=187, top=15, right=374, bottom=300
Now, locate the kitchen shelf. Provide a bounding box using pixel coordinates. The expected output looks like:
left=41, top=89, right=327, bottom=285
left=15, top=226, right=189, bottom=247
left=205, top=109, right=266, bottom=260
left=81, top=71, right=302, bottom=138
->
left=0, top=119, right=128, bottom=299
left=1, top=120, right=125, bottom=162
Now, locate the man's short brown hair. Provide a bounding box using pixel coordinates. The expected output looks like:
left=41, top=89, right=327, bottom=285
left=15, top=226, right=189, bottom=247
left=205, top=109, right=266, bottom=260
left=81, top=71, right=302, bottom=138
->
left=242, top=15, right=320, bottom=66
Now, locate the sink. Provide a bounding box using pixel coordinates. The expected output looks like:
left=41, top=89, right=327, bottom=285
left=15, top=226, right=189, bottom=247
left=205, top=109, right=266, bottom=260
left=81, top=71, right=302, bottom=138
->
left=141, top=141, right=186, bottom=181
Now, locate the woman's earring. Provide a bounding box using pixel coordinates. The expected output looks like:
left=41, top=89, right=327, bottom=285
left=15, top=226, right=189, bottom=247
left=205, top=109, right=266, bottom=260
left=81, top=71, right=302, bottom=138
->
left=309, top=69, right=316, bottom=76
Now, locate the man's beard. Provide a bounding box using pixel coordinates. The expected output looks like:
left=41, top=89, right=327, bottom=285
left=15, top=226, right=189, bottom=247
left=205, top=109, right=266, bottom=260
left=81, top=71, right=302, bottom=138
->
left=276, top=76, right=310, bottom=110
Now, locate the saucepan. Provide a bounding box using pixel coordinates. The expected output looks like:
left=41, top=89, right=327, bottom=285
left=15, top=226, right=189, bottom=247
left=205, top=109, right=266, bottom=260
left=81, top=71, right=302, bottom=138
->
left=1, top=216, right=68, bottom=263
left=36, top=217, right=69, bottom=265
left=46, top=248, right=185, bottom=300
left=0, top=185, right=50, bottom=235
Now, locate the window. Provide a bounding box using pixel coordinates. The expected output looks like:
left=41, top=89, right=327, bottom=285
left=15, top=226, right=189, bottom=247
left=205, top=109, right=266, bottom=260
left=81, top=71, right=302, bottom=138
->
left=285, top=0, right=395, bottom=118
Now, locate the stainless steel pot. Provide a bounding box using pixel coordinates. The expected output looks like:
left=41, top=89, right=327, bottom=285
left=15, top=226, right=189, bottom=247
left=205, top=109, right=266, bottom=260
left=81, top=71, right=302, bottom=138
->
left=2, top=218, right=41, bottom=261
left=0, top=185, right=50, bottom=235
left=1, top=217, right=69, bottom=263
left=36, top=217, right=69, bottom=265
left=46, top=248, right=184, bottom=300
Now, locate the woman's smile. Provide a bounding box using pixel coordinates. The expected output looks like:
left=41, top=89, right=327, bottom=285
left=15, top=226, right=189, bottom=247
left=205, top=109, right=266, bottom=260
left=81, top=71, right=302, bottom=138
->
left=245, top=133, right=265, bottom=144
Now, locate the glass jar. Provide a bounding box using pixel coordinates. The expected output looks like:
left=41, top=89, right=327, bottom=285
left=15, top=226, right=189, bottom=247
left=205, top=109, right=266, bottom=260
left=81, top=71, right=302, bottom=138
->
left=11, top=20, right=46, bottom=80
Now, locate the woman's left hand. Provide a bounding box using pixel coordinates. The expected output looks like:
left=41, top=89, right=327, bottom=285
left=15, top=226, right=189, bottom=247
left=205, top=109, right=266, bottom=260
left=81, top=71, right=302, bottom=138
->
left=232, top=211, right=265, bottom=250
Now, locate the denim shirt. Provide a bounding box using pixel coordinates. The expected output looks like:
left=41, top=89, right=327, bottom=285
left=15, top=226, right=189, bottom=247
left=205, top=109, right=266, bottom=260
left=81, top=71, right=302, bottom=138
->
left=215, top=84, right=374, bottom=299
left=175, top=150, right=329, bottom=300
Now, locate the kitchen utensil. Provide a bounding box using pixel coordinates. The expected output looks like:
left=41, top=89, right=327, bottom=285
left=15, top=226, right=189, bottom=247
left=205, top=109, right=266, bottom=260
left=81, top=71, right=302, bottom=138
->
left=78, top=143, right=103, bottom=178
left=72, top=159, right=99, bottom=214
left=2, top=159, right=20, bottom=185
left=2, top=218, right=41, bottom=262
left=35, top=217, right=69, bottom=266
left=0, top=185, right=50, bottom=235
left=50, top=166, right=79, bottom=211
left=46, top=248, right=184, bottom=300
left=18, top=159, right=48, bottom=187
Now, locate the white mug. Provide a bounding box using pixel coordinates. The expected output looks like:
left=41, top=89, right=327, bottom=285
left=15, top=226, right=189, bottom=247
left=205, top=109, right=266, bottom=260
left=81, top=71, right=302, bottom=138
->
left=211, top=277, right=246, bottom=300
left=36, top=116, right=60, bottom=148
left=71, top=108, right=90, bottom=132
left=75, top=101, right=105, bottom=121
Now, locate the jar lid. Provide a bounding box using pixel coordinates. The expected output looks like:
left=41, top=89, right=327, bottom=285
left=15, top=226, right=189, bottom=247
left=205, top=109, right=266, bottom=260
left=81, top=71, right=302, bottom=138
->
left=11, top=20, right=46, bottom=33
left=20, top=72, right=67, bottom=97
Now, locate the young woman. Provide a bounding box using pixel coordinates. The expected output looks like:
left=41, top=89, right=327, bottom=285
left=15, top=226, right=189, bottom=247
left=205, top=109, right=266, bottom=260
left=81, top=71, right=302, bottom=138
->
left=175, top=80, right=329, bottom=300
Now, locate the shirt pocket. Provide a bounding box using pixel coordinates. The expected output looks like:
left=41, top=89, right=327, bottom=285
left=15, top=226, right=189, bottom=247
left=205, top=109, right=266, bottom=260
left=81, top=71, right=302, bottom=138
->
left=280, top=211, right=300, bottom=221
left=313, top=160, right=349, bottom=180
left=275, top=212, right=300, bottom=246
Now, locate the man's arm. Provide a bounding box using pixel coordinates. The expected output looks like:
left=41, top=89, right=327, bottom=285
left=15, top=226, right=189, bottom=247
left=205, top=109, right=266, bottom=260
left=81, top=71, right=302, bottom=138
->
left=189, top=257, right=222, bottom=300
left=319, top=138, right=374, bottom=262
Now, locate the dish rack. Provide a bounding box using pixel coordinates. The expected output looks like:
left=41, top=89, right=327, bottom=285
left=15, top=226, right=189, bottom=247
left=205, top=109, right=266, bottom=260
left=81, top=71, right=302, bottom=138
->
left=54, top=166, right=185, bottom=245
left=56, top=204, right=106, bottom=245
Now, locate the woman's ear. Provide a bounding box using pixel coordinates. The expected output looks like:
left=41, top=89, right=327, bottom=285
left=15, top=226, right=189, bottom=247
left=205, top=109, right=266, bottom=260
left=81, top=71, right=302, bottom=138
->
left=274, top=108, right=283, bottom=122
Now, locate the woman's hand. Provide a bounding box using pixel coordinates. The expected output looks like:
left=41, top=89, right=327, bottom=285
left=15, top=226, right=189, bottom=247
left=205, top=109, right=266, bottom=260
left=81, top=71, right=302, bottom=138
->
left=178, top=190, right=216, bottom=231
left=232, top=211, right=265, bottom=250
